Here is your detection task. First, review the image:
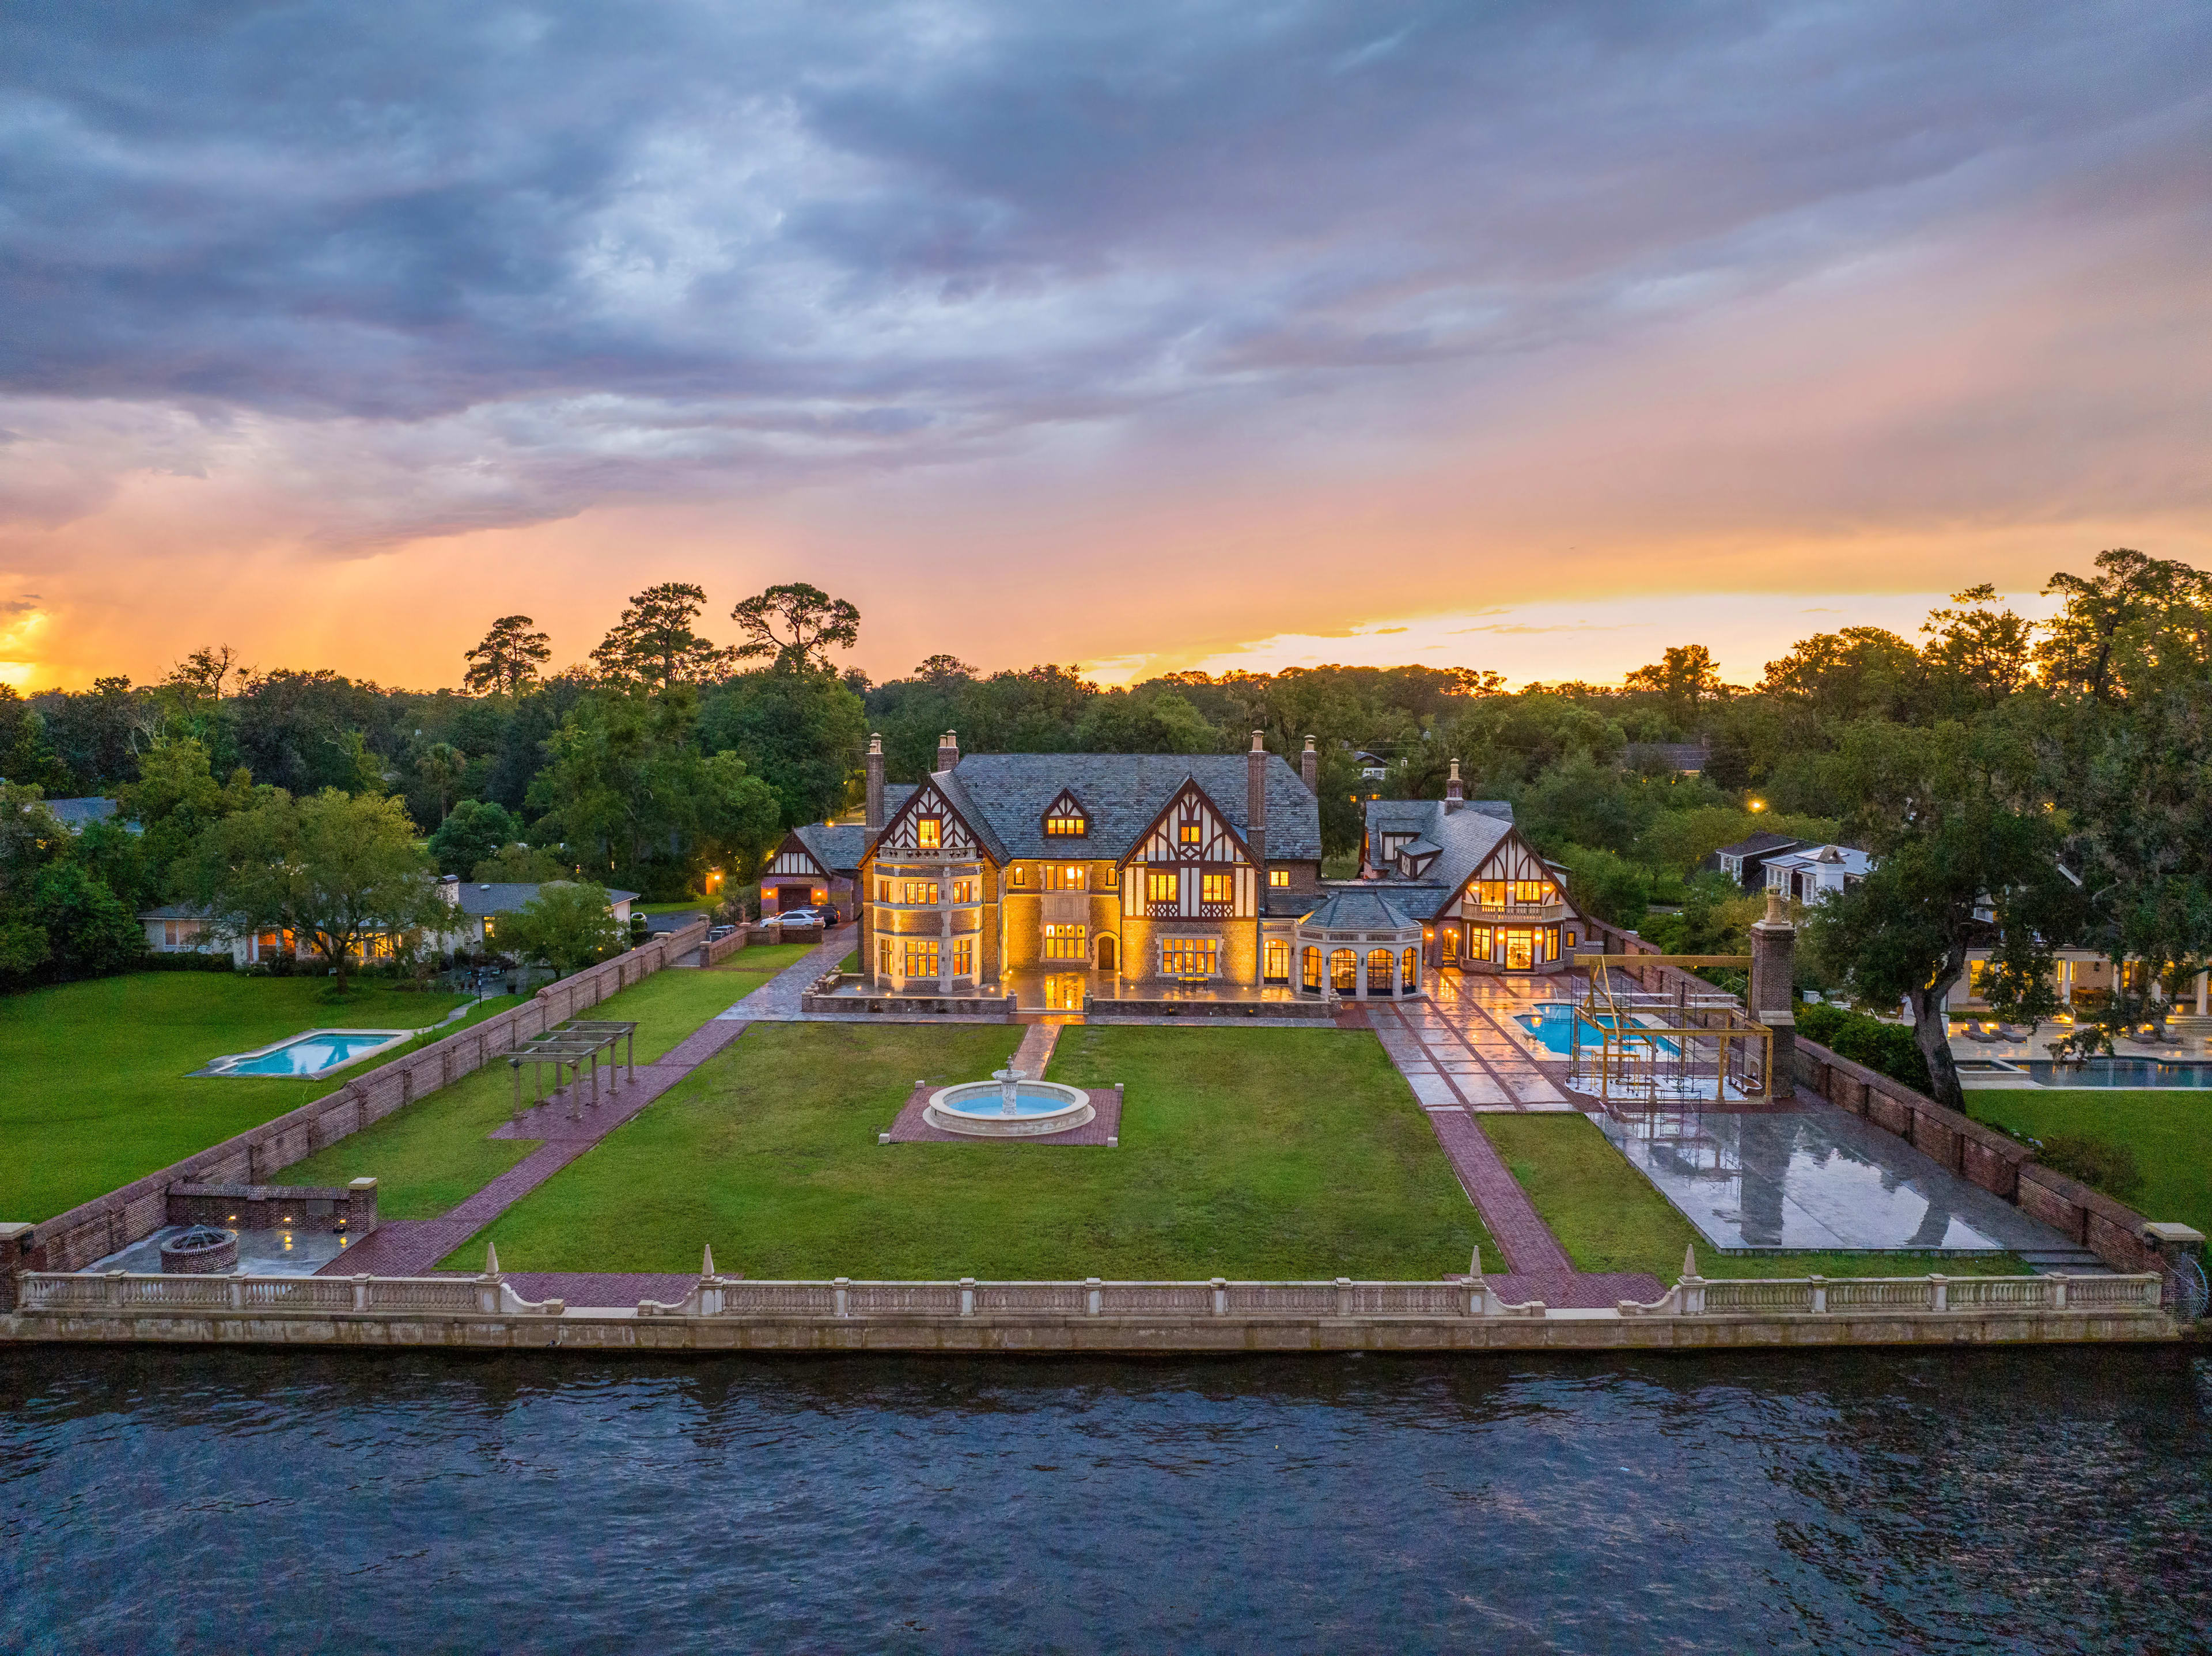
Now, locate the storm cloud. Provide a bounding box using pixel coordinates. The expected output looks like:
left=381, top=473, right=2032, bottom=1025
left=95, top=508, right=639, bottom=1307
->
left=3, top=0, right=2206, bottom=547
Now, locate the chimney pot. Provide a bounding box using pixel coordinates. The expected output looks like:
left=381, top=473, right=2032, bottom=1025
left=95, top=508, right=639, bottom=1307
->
left=1300, top=734, right=1319, bottom=797
left=865, top=732, right=886, bottom=830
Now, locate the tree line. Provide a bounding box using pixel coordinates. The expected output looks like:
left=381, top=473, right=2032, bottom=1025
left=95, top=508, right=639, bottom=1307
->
left=3, top=551, right=2209, bottom=1113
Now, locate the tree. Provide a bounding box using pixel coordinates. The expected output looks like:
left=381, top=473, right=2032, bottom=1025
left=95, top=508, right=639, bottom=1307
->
left=427, top=798, right=524, bottom=876
left=463, top=615, right=552, bottom=696
left=1919, top=585, right=2035, bottom=711
left=1623, top=644, right=1729, bottom=723
left=33, top=863, right=144, bottom=977
left=699, top=670, right=868, bottom=828
left=730, top=582, right=861, bottom=670
left=472, top=842, right=570, bottom=882
left=1074, top=689, right=1221, bottom=754
left=590, top=584, right=736, bottom=687
left=120, top=739, right=258, bottom=878
left=2036, top=549, right=2212, bottom=703
left=167, top=644, right=245, bottom=701
left=415, top=742, right=468, bottom=824
left=177, top=789, right=449, bottom=993
left=914, top=653, right=975, bottom=684
left=494, top=882, right=623, bottom=978
left=1758, top=628, right=1925, bottom=724
left=530, top=687, right=781, bottom=895
left=1804, top=718, right=2077, bottom=1110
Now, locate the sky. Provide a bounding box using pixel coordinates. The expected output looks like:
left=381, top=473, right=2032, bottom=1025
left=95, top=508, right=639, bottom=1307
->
left=2, top=1, right=2207, bottom=692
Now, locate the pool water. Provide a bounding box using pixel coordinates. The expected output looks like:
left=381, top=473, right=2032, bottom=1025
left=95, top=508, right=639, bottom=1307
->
left=2020, top=1056, right=2212, bottom=1089
left=940, top=1090, right=1077, bottom=1117
left=205, top=1030, right=408, bottom=1078
left=1514, top=1003, right=1676, bottom=1058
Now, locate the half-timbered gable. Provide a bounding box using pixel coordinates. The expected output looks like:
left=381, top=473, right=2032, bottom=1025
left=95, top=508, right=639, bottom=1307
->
left=1040, top=788, right=1090, bottom=839
left=763, top=833, right=830, bottom=882
left=1123, top=778, right=1258, bottom=920
left=874, top=779, right=988, bottom=859
left=1356, top=795, right=1586, bottom=976
left=1445, top=831, right=1566, bottom=918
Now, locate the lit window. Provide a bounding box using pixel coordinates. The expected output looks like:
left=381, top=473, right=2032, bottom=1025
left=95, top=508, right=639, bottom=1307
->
left=1264, top=938, right=1290, bottom=981
left=1476, top=880, right=1506, bottom=908
left=1146, top=871, right=1180, bottom=905
left=1201, top=873, right=1232, bottom=905
left=1178, top=821, right=1201, bottom=844
left=1101, top=866, right=1118, bottom=889
left=1046, top=815, right=1086, bottom=836
left=1514, top=879, right=1552, bottom=904
left=1044, top=923, right=1088, bottom=960
left=952, top=937, right=975, bottom=976
left=1043, top=863, right=1088, bottom=892
left=1268, top=869, right=1290, bottom=888
left=917, top=817, right=942, bottom=849
left=877, top=939, right=893, bottom=975
left=876, top=878, right=891, bottom=903
left=904, top=939, right=940, bottom=976
left=1160, top=938, right=1219, bottom=978
left=951, top=877, right=978, bottom=904
left=902, top=880, right=940, bottom=905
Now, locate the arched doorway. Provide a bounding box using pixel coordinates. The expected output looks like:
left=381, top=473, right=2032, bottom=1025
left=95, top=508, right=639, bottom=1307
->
left=1330, top=949, right=1357, bottom=994
left=1366, top=948, right=1396, bottom=997
left=1302, top=945, right=1321, bottom=992
left=1096, top=934, right=1118, bottom=973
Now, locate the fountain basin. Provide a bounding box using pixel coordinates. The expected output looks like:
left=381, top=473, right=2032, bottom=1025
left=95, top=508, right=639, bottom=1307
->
left=923, top=1078, right=1096, bottom=1138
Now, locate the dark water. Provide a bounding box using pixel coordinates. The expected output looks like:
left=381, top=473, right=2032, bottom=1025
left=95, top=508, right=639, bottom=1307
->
left=4, top=1346, right=2209, bottom=1654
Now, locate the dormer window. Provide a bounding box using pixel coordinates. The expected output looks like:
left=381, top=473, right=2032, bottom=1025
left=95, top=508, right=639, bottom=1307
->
left=1042, top=789, right=1089, bottom=837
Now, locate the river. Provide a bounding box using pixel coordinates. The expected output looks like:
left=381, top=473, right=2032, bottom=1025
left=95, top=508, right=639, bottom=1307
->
left=4, top=1345, right=2207, bottom=1652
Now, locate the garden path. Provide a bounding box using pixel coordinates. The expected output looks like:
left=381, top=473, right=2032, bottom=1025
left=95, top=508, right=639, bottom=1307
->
left=320, top=930, right=855, bottom=1279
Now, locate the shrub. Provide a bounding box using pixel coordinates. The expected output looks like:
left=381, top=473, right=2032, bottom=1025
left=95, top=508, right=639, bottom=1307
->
left=2035, top=1134, right=2145, bottom=1203
left=1796, top=1001, right=1933, bottom=1095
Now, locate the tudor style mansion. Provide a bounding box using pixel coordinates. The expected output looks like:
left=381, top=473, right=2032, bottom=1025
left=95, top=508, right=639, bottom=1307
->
left=759, top=734, right=1589, bottom=1005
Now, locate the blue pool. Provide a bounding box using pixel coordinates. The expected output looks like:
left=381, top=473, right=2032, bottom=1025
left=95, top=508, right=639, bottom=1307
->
left=198, top=1029, right=408, bottom=1078
left=1514, top=1003, right=1677, bottom=1057
left=2019, top=1056, right=2212, bottom=1089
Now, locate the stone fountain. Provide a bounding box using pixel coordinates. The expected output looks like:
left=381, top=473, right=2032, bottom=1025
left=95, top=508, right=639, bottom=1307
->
left=923, top=1066, right=1094, bottom=1138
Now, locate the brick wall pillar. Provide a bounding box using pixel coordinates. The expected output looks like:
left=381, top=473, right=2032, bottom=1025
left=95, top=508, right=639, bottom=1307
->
left=1749, top=890, right=1798, bottom=1100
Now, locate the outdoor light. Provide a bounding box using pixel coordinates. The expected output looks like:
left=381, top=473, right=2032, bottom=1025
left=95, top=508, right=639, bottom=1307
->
left=1748, top=799, right=1767, bottom=812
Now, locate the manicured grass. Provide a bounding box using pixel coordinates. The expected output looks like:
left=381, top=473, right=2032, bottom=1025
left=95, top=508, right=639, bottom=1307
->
left=1478, top=1113, right=2025, bottom=1281
left=838, top=950, right=858, bottom=973
left=0, top=973, right=488, bottom=1222
left=448, top=1024, right=1491, bottom=1279
left=1966, top=1089, right=2212, bottom=1235
left=281, top=958, right=793, bottom=1218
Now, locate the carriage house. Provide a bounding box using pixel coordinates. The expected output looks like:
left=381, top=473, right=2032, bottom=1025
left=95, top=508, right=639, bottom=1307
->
left=853, top=732, right=1324, bottom=1001
left=1358, top=761, right=1589, bottom=977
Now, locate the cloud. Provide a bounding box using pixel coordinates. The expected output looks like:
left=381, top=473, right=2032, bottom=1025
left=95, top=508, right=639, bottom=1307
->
left=0, top=0, right=2203, bottom=552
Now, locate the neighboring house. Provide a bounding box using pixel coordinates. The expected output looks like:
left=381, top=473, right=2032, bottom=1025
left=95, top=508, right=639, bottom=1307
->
left=1709, top=832, right=1804, bottom=892
left=1762, top=844, right=1873, bottom=903
left=437, top=878, right=638, bottom=951
left=1355, top=751, right=1389, bottom=782
left=757, top=764, right=918, bottom=917
left=1620, top=742, right=1709, bottom=775
left=138, top=879, right=637, bottom=966
left=845, top=730, right=1325, bottom=998
left=47, top=797, right=134, bottom=833
left=1356, top=760, right=1590, bottom=977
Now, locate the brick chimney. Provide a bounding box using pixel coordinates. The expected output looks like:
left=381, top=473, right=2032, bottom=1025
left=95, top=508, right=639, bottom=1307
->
left=1300, top=735, right=1317, bottom=795
left=1248, top=731, right=1270, bottom=982
left=1444, top=757, right=1464, bottom=814
left=865, top=733, right=885, bottom=830
left=936, top=730, right=960, bottom=773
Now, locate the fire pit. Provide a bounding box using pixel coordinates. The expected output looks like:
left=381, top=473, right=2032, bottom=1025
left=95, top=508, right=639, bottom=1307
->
left=160, top=1225, right=238, bottom=1274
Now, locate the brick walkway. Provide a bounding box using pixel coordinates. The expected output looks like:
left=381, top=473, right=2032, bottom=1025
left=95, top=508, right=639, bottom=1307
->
left=321, top=931, right=853, bottom=1279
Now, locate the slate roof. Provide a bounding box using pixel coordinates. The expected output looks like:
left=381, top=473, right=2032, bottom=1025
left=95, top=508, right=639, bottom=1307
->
left=449, top=881, right=639, bottom=918
left=794, top=785, right=916, bottom=874
left=47, top=797, right=124, bottom=832
left=138, top=903, right=212, bottom=921
left=1622, top=742, right=1710, bottom=772
left=903, top=753, right=1323, bottom=864
left=1360, top=798, right=1525, bottom=920
left=1296, top=888, right=1422, bottom=933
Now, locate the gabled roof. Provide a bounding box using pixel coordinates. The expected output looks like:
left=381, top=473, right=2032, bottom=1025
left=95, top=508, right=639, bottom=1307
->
left=1712, top=832, right=1801, bottom=859
left=792, top=787, right=918, bottom=875
left=1297, top=888, right=1422, bottom=933
left=48, top=797, right=124, bottom=832
left=884, top=753, right=1322, bottom=863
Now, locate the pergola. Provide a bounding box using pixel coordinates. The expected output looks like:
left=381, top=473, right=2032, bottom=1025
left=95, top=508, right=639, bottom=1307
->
left=505, top=1019, right=639, bottom=1121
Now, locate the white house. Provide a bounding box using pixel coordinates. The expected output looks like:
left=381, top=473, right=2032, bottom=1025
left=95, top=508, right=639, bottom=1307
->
left=1763, top=843, right=1873, bottom=903
left=138, top=879, right=637, bottom=966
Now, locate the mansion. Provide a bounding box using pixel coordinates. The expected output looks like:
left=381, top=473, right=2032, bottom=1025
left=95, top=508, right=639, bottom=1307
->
left=764, top=735, right=1590, bottom=1004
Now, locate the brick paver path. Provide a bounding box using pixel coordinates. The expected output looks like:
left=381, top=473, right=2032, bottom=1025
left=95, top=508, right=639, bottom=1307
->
left=321, top=930, right=854, bottom=1280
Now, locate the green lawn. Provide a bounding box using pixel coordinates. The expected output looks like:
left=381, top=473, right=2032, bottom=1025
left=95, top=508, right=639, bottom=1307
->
left=1479, top=1113, right=2026, bottom=1281
left=280, top=956, right=801, bottom=1218
left=446, top=1024, right=1491, bottom=1280
left=1965, top=1088, right=2212, bottom=1236
left=0, top=973, right=495, bottom=1222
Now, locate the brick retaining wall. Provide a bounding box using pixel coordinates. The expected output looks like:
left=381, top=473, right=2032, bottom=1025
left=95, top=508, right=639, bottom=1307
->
left=166, top=1180, right=378, bottom=1234
left=8, top=921, right=708, bottom=1281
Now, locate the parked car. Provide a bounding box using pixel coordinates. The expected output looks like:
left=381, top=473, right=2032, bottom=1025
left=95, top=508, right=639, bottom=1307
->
left=766, top=908, right=824, bottom=929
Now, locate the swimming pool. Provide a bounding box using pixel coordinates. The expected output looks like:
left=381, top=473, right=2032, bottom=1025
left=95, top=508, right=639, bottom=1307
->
left=2016, top=1056, right=2212, bottom=1089
left=1514, top=1003, right=1679, bottom=1057
left=195, top=1029, right=411, bottom=1079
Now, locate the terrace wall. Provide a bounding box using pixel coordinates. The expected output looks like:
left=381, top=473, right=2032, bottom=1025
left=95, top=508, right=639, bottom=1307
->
left=6, top=921, right=710, bottom=1288
left=1578, top=919, right=2169, bottom=1276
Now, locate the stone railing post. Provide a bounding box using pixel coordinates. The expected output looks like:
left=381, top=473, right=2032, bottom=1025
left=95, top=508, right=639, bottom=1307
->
left=1211, top=1276, right=1228, bottom=1316
left=833, top=1276, right=850, bottom=1318
left=1086, top=1276, right=1102, bottom=1316
left=960, top=1277, right=976, bottom=1316
left=1929, top=1274, right=1948, bottom=1312
left=106, top=1268, right=127, bottom=1308
left=353, top=1274, right=370, bottom=1311
left=1807, top=1275, right=1825, bottom=1314
left=2048, top=1274, right=2068, bottom=1310
left=1335, top=1276, right=1353, bottom=1316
